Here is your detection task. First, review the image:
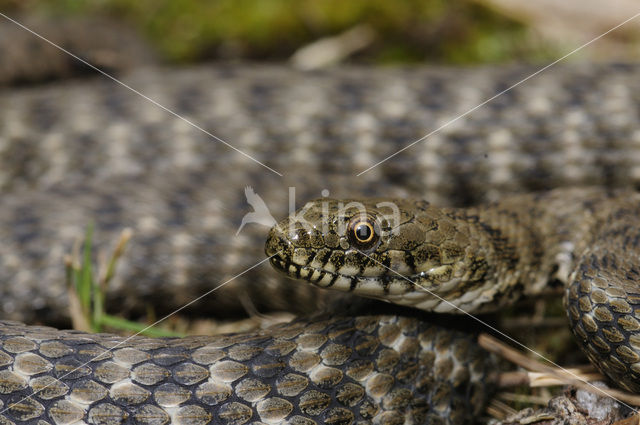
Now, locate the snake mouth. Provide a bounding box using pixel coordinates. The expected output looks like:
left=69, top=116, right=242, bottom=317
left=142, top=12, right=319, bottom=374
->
left=266, top=233, right=461, bottom=312
left=268, top=249, right=421, bottom=300
left=268, top=254, right=292, bottom=275
left=270, top=256, right=459, bottom=314
left=270, top=255, right=343, bottom=286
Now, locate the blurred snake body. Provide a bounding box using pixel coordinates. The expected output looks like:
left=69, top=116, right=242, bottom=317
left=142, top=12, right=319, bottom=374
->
left=2, top=21, right=640, bottom=424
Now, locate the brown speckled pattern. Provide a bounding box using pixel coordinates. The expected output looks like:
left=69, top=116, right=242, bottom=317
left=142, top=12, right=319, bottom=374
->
left=267, top=188, right=640, bottom=394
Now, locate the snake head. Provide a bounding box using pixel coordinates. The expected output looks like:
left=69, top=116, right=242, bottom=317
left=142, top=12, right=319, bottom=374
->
left=265, top=198, right=492, bottom=313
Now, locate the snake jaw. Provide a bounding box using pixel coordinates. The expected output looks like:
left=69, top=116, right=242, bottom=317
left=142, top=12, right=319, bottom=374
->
left=272, top=252, right=497, bottom=316
left=267, top=237, right=458, bottom=307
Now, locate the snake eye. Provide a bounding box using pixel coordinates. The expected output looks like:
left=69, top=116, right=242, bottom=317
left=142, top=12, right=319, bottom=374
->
left=354, top=222, right=373, bottom=242
left=348, top=215, right=379, bottom=249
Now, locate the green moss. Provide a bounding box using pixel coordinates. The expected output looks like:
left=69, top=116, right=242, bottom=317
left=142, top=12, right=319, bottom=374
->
left=0, top=0, right=556, bottom=64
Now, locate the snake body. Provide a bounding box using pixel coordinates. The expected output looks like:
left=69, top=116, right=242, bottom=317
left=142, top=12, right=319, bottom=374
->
left=3, top=187, right=640, bottom=423
left=2, top=24, right=640, bottom=422
left=2, top=62, right=640, bottom=325
left=0, top=309, right=493, bottom=425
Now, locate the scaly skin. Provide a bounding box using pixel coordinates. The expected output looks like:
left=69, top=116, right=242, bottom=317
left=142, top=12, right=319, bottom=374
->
left=3, top=187, right=640, bottom=423
left=2, top=15, right=640, bottom=424
left=0, top=307, right=494, bottom=425
left=2, top=63, right=640, bottom=323
left=266, top=188, right=640, bottom=392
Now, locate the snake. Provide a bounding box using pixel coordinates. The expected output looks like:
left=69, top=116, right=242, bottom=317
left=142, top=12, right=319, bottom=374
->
left=2, top=19, right=640, bottom=424
left=265, top=188, right=640, bottom=393
left=3, top=187, right=640, bottom=424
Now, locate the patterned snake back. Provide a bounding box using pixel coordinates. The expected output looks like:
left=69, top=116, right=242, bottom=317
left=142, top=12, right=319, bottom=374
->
left=2, top=20, right=640, bottom=424
left=265, top=188, right=640, bottom=393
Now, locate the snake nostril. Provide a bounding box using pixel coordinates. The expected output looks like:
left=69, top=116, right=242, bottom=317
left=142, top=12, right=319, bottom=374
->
left=265, top=228, right=292, bottom=259
left=265, top=231, right=296, bottom=275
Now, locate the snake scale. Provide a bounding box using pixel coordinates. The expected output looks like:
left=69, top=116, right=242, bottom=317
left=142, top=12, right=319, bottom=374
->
left=2, top=20, right=640, bottom=423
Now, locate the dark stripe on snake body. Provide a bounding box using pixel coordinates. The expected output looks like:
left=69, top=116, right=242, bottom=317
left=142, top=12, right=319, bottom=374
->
left=349, top=278, right=358, bottom=292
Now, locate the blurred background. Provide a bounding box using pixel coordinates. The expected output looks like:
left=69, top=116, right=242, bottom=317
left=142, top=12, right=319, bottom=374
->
left=1, top=0, right=639, bottom=68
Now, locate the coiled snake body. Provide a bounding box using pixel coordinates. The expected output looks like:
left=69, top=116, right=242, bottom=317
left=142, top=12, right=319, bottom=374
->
left=2, top=27, right=640, bottom=423
left=3, top=187, right=640, bottom=424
